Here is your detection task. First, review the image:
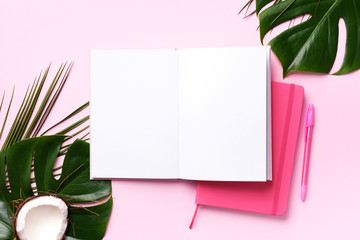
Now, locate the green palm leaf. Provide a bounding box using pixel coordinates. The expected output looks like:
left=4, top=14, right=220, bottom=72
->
left=242, top=0, right=360, bottom=77
left=0, top=63, right=89, bottom=150
left=0, top=136, right=112, bottom=240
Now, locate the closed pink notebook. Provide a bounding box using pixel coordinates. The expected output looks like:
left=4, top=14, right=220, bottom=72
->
left=193, top=81, right=304, bottom=220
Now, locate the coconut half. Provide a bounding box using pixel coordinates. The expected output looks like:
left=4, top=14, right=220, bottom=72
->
left=14, top=195, right=68, bottom=240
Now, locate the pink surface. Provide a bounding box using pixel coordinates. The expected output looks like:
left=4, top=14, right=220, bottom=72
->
left=0, top=0, right=360, bottom=239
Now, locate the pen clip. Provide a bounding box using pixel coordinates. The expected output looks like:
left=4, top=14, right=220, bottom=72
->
left=304, top=104, right=314, bottom=141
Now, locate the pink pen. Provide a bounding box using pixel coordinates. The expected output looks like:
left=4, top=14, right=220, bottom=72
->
left=301, top=104, right=314, bottom=201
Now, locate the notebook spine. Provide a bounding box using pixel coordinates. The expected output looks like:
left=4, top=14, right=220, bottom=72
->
left=272, top=84, right=295, bottom=215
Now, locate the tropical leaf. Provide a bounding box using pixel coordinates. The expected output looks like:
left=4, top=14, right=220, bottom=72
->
left=241, top=0, right=360, bottom=77
left=66, top=197, right=113, bottom=240
left=0, top=63, right=89, bottom=151
left=0, top=200, right=12, bottom=240
left=0, top=136, right=112, bottom=240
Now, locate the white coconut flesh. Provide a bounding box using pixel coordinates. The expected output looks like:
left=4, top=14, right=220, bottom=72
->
left=15, top=195, right=68, bottom=240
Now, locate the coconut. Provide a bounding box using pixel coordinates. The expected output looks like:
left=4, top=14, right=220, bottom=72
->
left=14, top=195, right=68, bottom=240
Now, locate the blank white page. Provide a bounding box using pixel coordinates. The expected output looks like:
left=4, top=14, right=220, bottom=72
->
left=90, top=50, right=179, bottom=179
left=178, top=47, right=270, bottom=181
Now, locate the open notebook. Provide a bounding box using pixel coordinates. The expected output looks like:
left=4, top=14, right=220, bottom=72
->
left=90, top=47, right=271, bottom=181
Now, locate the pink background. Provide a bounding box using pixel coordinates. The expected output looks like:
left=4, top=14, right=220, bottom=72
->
left=1, top=0, right=360, bottom=239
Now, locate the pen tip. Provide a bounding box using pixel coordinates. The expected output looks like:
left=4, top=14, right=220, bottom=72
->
left=301, top=185, right=307, bottom=201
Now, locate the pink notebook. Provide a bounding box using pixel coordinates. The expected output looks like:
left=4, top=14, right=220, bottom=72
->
left=191, top=82, right=304, bottom=226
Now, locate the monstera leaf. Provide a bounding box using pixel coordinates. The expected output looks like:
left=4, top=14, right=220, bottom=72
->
left=244, top=0, right=360, bottom=77
left=0, top=136, right=112, bottom=240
